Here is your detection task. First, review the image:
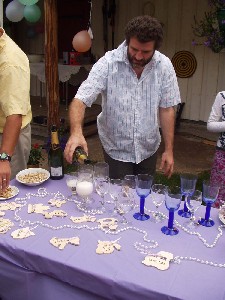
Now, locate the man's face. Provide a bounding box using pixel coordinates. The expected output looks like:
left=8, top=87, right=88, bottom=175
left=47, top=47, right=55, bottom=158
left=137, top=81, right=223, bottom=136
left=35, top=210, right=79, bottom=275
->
left=127, top=37, right=155, bottom=68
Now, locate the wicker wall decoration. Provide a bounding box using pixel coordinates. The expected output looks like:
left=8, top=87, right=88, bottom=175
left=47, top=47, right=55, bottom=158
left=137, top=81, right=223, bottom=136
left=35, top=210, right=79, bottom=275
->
left=171, top=51, right=197, bottom=78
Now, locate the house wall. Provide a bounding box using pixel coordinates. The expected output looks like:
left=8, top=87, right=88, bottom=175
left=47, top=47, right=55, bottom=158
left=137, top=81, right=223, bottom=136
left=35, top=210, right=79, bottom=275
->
left=91, top=0, right=225, bottom=122
left=3, top=0, right=225, bottom=122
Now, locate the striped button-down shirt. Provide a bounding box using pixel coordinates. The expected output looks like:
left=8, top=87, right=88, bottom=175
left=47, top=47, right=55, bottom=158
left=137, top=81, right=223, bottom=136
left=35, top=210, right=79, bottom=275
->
left=76, top=41, right=181, bottom=163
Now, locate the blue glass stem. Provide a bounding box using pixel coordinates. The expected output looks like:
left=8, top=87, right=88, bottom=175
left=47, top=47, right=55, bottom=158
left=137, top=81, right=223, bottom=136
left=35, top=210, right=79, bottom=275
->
left=168, top=210, right=174, bottom=229
left=140, top=196, right=145, bottom=215
left=205, top=203, right=211, bottom=221
left=184, top=197, right=188, bottom=212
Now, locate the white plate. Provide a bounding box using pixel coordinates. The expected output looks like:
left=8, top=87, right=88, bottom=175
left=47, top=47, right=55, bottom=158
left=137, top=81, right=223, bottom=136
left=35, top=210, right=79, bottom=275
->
left=219, top=207, right=225, bottom=225
left=16, top=168, right=50, bottom=186
left=0, top=186, right=19, bottom=200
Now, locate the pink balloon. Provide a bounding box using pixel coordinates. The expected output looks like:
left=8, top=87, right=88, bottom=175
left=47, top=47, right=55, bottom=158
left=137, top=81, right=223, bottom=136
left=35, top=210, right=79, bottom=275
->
left=72, top=30, right=92, bottom=52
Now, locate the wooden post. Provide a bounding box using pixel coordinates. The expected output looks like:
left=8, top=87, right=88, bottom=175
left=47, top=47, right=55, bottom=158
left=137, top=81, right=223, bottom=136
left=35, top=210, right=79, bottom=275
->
left=44, top=0, right=60, bottom=130
left=0, top=0, right=3, bottom=27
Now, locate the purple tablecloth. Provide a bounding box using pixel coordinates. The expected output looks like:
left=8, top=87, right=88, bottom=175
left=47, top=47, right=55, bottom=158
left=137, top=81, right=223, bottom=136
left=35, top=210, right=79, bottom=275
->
left=0, top=177, right=225, bottom=300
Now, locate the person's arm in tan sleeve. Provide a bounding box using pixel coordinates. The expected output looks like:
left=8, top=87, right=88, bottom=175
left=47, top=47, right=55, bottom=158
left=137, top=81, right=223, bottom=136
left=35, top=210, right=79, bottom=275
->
left=0, top=114, right=22, bottom=190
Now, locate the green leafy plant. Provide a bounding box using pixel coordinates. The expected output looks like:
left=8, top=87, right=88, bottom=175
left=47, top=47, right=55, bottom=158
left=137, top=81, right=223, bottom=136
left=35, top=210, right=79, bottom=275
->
left=208, top=0, right=225, bottom=10
left=154, top=170, right=210, bottom=192
left=192, top=0, right=225, bottom=53
left=27, top=143, right=44, bottom=165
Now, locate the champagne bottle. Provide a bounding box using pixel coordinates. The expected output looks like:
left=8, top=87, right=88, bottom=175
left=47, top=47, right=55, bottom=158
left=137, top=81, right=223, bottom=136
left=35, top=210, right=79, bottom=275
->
left=48, top=125, right=64, bottom=180
left=73, top=146, right=92, bottom=164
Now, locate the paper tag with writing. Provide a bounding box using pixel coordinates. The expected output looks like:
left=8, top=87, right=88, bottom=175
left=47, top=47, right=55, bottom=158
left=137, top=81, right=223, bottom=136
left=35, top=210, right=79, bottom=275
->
left=0, top=217, right=14, bottom=234
left=70, top=214, right=96, bottom=223
left=11, top=227, right=35, bottom=239
left=28, top=203, right=50, bottom=214
left=50, top=237, right=80, bottom=250
left=0, top=202, right=22, bottom=211
left=43, top=210, right=67, bottom=219
left=96, top=239, right=121, bottom=254
left=48, top=199, right=66, bottom=208
left=97, top=217, right=118, bottom=230
left=142, top=251, right=173, bottom=270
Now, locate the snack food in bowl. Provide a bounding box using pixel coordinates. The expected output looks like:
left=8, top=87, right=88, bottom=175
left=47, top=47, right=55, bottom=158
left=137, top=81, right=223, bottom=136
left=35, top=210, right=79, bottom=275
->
left=0, top=186, right=19, bottom=200
left=16, top=168, right=50, bottom=186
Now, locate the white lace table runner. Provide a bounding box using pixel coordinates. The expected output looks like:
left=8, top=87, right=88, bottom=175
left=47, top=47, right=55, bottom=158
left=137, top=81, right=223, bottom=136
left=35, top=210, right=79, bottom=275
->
left=30, top=62, right=92, bottom=83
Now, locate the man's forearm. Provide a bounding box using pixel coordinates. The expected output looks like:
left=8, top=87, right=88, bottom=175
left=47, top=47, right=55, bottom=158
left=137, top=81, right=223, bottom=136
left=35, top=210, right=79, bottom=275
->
left=159, top=107, right=175, bottom=152
left=69, top=98, right=86, bottom=136
left=0, top=115, right=22, bottom=156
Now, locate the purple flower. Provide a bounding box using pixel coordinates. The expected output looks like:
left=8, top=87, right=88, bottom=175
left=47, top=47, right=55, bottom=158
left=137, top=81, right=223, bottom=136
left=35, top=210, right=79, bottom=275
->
left=204, top=40, right=211, bottom=47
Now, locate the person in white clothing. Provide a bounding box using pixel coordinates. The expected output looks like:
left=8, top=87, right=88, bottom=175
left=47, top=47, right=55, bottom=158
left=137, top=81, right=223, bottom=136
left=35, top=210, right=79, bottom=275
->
left=64, top=15, right=181, bottom=178
left=207, top=91, right=225, bottom=208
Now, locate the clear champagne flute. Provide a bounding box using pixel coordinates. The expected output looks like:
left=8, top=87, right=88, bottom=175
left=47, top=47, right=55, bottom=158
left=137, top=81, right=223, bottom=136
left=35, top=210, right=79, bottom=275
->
left=123, top=175, right=136, bottom=205
left=95, top=176, right=110, bottom=207
left=78, top=164, right=93, bottom=179
left=76, top=176, right=94, bottom=210
left=94, top=162, right=109, bottom=208
left=117, top=191, right=134, bottom=224
left=178, top=173, right=198, bottom=218
left=133, top=174, right=153, bottom=221
left=66, top=172, right=78, bottom=200
left=94, top=162, right=109, bottom=178
left=124, top=175, right=136, bottom=189
left=108, top=178, right=122, bottom=215
left=151, top=184, right=167, bottom=223
left=184, top=190, right=202, bottom=229
left=199, top=180, right=220, bottom=227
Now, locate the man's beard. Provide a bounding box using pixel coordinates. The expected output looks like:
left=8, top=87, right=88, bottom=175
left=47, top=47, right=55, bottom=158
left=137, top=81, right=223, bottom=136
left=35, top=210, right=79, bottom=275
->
left=128, top=52, right=153, bottom=68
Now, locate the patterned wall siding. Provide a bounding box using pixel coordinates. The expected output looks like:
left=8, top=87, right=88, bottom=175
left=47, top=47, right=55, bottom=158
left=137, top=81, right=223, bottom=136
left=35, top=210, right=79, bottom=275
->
left=91, top=0, right=225, bottom=122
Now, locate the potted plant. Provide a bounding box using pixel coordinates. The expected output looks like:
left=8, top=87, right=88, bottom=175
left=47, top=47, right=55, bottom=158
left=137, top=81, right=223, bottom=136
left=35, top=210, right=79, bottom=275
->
left=27, top=143, right=44, bottom=168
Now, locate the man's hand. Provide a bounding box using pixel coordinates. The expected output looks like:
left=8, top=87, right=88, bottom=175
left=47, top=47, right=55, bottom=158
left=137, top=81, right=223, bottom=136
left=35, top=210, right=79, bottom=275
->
left=159, top=151, right=174, bottom=178
left=64, top=98, right=87, bottom=164
left=64, top=134, right=88, bottom=164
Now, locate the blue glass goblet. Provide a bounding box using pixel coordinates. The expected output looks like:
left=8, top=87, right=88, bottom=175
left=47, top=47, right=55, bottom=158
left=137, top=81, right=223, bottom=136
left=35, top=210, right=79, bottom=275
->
left=199, top=180, right=220, bottom=227
left=133, top=174, right=153, bottom=221
left=161, top=187, right=182, bottom=236
left=178, top=173, right=198, bottom=218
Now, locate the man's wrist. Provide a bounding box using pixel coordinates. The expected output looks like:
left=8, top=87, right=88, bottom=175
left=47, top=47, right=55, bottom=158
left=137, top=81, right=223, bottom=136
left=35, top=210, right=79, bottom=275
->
left=0, top=152, right=11, bottom=162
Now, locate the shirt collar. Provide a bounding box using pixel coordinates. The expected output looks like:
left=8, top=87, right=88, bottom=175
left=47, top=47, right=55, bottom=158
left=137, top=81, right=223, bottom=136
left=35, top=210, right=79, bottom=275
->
left=110, top=40, right=128, bottom=62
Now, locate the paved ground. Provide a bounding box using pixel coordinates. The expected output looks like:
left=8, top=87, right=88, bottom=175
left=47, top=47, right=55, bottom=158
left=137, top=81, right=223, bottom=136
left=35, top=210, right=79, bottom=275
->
left=35, top=120, right=216, bottom=175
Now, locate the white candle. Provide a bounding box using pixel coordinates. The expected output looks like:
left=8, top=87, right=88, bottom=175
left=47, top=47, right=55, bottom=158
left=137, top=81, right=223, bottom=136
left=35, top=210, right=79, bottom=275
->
left=76, top=181, right=93, bottom=196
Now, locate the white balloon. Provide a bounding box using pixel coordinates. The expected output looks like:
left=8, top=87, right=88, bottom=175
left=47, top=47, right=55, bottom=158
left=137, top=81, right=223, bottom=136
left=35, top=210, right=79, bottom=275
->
left=6, top=0, right=24, bottom=22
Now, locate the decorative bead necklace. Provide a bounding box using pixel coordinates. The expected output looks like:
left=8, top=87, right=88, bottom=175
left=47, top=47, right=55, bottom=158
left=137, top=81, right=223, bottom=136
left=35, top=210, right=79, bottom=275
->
left=145, top=208, right=225, bottom=248
left=133, top=241, right=225, bottom=268
left=12, top=188, right=225, bottom=269
left=76, top=202, right=104, bottom=215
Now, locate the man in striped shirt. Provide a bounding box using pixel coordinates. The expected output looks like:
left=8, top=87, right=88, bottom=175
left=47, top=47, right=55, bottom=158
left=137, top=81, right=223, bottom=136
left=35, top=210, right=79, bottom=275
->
left=64, top=15, right=181, bottom=179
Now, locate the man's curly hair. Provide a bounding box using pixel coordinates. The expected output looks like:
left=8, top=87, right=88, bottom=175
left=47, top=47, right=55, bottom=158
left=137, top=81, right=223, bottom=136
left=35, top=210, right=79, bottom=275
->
left=124, top=15, right=163, bottom=50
